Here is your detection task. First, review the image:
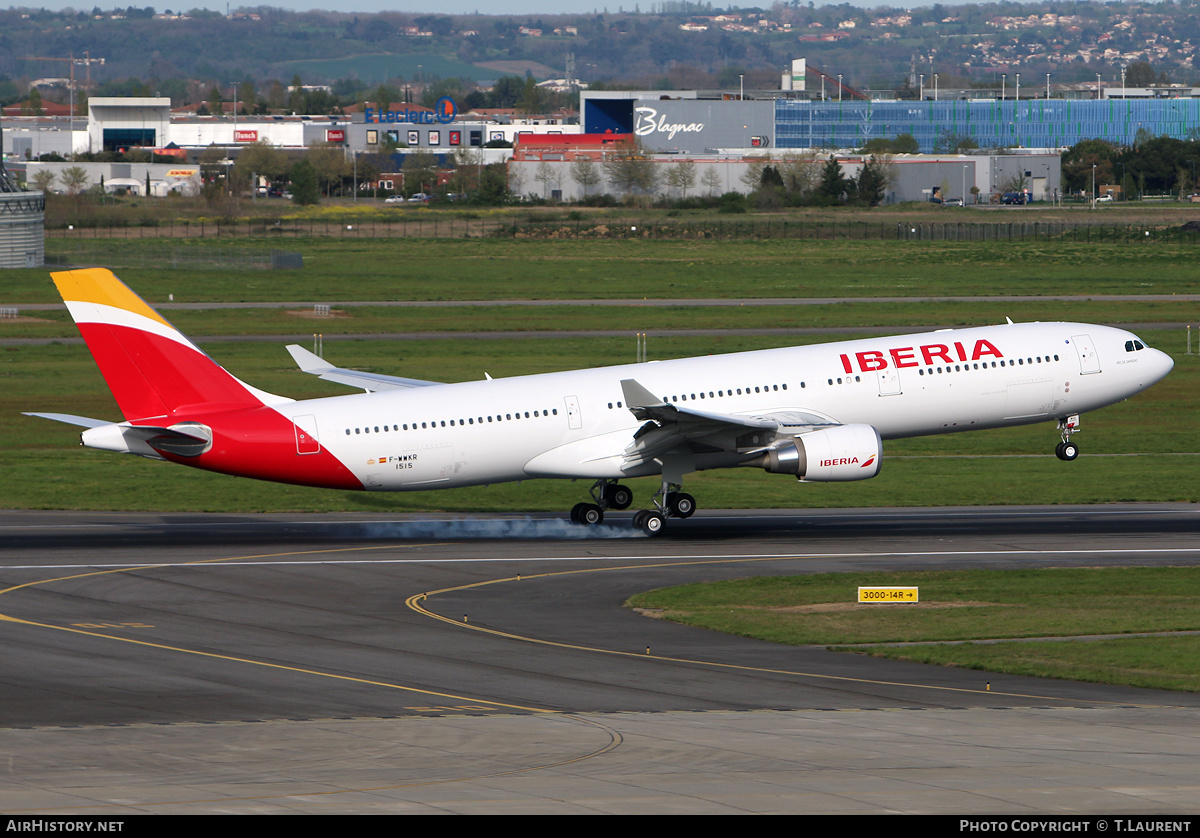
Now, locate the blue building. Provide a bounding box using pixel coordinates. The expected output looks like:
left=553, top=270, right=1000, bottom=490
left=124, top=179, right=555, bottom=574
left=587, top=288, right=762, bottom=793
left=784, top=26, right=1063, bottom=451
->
left=582, top=91, right=1200, bottom=154
left=775, top=98, right=1200, bottom=153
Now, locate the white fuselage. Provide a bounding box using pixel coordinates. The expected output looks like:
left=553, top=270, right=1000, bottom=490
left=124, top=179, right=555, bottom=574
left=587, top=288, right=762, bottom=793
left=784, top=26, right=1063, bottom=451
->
left=277, top=322, right=1173, bottom=491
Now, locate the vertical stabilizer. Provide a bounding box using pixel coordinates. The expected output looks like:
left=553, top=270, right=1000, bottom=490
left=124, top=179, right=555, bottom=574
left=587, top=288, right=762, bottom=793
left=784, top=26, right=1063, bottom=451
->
left=53, top=268, right=287, bottom=421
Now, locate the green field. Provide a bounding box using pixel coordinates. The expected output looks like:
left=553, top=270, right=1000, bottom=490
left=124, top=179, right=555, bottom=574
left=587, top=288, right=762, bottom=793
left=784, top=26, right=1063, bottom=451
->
left=9, top=237, right=1200, bottom=302
left=2, top=235, right=1196, bottom=512
left=627, top=569, right=1200, bottom=692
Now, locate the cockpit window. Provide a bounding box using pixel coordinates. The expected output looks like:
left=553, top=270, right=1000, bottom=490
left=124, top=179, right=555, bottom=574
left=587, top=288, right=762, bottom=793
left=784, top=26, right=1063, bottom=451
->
left=1125, top=340, right=1146, bottom=352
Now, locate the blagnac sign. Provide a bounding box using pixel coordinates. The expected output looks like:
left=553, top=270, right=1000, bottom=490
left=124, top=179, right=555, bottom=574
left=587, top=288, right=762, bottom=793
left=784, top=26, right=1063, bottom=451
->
left=365, top=97, right=458, bottom=125
left=634, top=106, right=704, bottom=140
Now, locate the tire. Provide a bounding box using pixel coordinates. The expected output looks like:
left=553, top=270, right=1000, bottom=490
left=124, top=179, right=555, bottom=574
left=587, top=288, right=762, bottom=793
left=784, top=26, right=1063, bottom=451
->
left=667, top=492, right=696, bottom=519
left=1060, top=442, right=1079, bottom=461
left=581, top=503, right=604, bottom=525
left=640, top=511, right=665, bottom=536
left=605, top=484, right=633, bottom=510
left=570, top=502, right=587, bottom=524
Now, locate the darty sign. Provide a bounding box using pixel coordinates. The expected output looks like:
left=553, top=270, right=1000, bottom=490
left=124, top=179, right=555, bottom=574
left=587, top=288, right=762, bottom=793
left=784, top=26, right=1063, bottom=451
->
left=634, top=106, right=704, bottom=140
left=365, top=96, right=458, bottom=125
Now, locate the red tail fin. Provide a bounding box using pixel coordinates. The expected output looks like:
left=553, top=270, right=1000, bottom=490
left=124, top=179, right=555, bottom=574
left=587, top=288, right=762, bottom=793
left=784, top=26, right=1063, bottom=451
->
left=53, top=268, right=285, bottom=421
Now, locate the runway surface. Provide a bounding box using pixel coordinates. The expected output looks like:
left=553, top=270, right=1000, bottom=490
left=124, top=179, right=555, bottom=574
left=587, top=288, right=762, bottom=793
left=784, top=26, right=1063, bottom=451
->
left=1, top=504, right=1198, bottom=814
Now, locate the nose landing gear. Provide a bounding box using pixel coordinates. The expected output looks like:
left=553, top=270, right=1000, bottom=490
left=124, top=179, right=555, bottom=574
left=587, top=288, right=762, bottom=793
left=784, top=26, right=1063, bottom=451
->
left=1055, top=415, right=1081, bottom=461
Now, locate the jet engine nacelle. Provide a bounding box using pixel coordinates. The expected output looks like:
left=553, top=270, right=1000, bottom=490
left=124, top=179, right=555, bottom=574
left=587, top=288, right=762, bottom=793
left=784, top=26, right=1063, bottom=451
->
left=755, top=424, right=882, bottom=482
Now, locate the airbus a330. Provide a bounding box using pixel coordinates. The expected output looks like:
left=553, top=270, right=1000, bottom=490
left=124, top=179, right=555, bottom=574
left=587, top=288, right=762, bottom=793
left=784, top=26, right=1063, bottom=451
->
left=26, top=268, right=1174, bottom=535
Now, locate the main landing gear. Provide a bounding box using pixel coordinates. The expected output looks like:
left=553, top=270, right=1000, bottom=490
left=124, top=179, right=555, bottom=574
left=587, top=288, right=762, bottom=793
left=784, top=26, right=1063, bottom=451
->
left=569, top=479, right=633, bottom=526
left=1055, top=415, right=1081, bottom=461
left=569, top=478, right=696, bottom=536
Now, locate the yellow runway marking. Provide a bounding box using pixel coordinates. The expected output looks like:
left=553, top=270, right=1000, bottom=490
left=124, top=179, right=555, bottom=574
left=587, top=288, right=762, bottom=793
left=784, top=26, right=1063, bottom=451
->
left=405, top=554, right=1186, bottom=709
left=0, top=543, right=550, bottom=714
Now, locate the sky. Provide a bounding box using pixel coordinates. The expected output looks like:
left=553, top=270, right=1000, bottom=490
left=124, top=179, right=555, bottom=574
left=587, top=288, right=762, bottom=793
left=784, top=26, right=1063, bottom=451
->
left=13, top=0, right=1016, bottom=15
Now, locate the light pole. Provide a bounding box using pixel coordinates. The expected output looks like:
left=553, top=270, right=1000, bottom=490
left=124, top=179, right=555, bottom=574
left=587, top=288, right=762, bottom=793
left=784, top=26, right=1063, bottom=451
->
left=1096, top=73, right=1102, bottom=99
left=934, top=73, right=939, bottom=100
left=1091, top=163, right=1096, bottom=207
left=1001, top=74, right=1006, bottom=101
left=739, top=73, right=744, bottom=101
left=1046, top=73, right=1051, bottom=99
left=1015, top=73, right=1021, bottom=102
left=919, top=74, right=924, bottom=100
left=837, top=74, right=842, bottom=102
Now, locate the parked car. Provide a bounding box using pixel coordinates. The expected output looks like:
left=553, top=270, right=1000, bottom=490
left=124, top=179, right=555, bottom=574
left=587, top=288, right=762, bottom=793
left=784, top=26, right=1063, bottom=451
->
left=1001, top=191, right=1029, bottom=205
left=407, top=192, right=430, bottom=203
left=1096, top=194, right=1114, bottom=203
left=384, top=195, right=406, bottom=204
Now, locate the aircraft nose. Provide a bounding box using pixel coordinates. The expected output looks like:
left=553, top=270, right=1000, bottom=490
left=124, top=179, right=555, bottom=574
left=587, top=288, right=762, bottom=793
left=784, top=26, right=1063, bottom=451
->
left=1150, top=348, right=1174, bottom=383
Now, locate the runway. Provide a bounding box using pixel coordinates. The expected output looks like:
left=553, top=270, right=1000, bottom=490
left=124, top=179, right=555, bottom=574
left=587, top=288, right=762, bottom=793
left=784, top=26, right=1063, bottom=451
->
left=1, top=505, right=1198, bottom=814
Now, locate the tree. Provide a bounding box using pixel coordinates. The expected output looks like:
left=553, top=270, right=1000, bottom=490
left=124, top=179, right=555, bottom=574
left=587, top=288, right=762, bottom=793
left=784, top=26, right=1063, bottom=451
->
left=534, top=160, right=558, bottom=199
left=854, top=155, right=889, bottom=207
left=288, top=159, right=319, bottom=205
left=231, top=140, right=288, bottom=193
left=31, top=170, right=56, bottom=194
left=1125, top=61, right=1168, bottom=87
left=776, top=152, right=821, bottom=197
left=25, top=87, right=44, bottom=116
left=519, top=76, right=546, bottom=116
left=602, top=138, right=658, bottom=201
left=1061, top=139, right=1118, bottom=194
left=664, top=159, right=696, bottom=198
left=570, top=156, right=602, bottom=199
left=307, top=142, right=349, bottom=196
left=401, top=148, right=439, bottom=196
left=60, top=165, right=90, bottom=195
left=815, top=156, right=849, bottom=203
left=700, top=168, right=722, bottom=196
left=739, top=155, right=772, bottom=194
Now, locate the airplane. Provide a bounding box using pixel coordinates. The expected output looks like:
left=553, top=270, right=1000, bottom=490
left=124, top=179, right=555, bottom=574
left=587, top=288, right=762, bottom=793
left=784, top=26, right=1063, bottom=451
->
left=26, top=268, right=1174, bottom=536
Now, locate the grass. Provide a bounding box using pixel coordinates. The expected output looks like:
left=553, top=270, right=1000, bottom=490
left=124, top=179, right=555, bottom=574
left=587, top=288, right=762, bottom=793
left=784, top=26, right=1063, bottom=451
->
left=4, top=331, right=1196, bottom=512
left=2, top=232, right=1197, bottom=512
left=626, top=568, right=1200, bottom=691
left=4, top=238, right=1200, bottom=303
left=5, top=300, right=1200, bottom=340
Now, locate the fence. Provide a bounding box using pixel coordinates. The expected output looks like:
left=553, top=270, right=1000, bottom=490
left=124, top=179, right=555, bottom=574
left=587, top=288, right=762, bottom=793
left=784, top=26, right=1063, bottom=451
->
left=44, top=241, right=301, bottom=271
left=41, top=216, right=1200, bottom=244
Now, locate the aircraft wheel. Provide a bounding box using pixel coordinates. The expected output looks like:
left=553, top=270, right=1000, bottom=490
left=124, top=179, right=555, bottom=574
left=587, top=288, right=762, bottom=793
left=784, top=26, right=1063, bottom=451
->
left=570, top=502, right=588, bottom=524
left=605, top=483, right=633, bottom=510
left=639, top=511, right=665, bottom=536
left=632, top=510, right=647, bottom=530
left=667, top=492, right=696, bottom=519
left=578, top=503, right=604, bottom=525
left=1057, top=441, right=1079, bottom=461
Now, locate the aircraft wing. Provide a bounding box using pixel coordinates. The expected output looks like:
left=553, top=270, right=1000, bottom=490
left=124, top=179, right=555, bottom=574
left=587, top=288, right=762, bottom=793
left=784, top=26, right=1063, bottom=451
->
left=286, top=345, right=443, bottom=392
left=618, top=378, right=837, bottom=469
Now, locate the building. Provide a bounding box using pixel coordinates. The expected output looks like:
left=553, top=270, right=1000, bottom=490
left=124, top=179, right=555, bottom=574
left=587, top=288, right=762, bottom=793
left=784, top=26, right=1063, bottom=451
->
left=506, top=133, right=1059, bottom=204
left=581, top=89, right=1200, bottom=154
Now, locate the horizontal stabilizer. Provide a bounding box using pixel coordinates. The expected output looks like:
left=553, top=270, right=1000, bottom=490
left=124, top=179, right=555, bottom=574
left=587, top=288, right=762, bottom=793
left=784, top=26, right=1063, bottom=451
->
left=22, top=412, right=110, bottom=429
left=286, top=345, right=442, bottom=392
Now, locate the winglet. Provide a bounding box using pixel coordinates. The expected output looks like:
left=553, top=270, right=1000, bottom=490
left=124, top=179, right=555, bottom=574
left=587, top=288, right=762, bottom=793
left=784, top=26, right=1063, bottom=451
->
left=620, top=378, right=663, bottom=409
left=286, top=344, right=332, bottom=374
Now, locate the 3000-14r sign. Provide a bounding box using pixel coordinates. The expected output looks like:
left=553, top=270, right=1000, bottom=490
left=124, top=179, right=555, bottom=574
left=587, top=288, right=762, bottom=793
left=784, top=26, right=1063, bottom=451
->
left=858, top=587, right=919, bottom=603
